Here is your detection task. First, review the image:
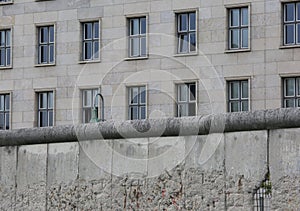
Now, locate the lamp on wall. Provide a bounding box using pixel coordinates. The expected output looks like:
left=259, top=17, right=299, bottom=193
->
left=90, top=93, right=105, bottom=123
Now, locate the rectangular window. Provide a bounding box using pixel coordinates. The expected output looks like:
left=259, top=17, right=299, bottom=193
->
left=0, top=29, right=11, bottom=67
left=283, top=2, right=300, bottom=45
left=177, top=12, right=197, bottom=54
left=228, top=7, right=249, bottom=50
left=38, top=25, right=55, bottom=64
left=128, top=86, right=146, bottom=120
left=38, top=91, right=54, bottom=127
left=176, top=83, right=196, bottom=117
left=128, top=17, right=147, bottom=58
left=283, top=77, right=300, bottom=107
left=228, top=80, right=249, bottom=112
left=0, top=94, right=10, bottom=130
left=82, top=89, right=99, bottom=123
left=82, top=21, right=100, bottom=61
left=0, top=0, right=12, bottom=3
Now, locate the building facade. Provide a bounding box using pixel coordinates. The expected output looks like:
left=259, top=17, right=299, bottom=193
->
left=0, top=0, right=299, bottom=129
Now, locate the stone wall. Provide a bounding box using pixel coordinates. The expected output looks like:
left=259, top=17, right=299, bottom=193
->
left=0, top=110, right=300, bottom=210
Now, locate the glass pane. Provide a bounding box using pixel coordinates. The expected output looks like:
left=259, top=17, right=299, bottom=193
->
left=49, top=111, right=53, bottom=126
left=48, top=92, right=53, bottom=109
left=298, top=99, right=300, bottom=107
left=49, top=26, right=54, bottom=43
left=285, top=24, right=295, bottom=44
left=0, top=113, right=4, bottom=130
left=140, top=106, right=146, bottom=119
left=298, top=3, right=300, bottom=21
left=83, top=109, right=91, bottom=123
left=131, top=87, right=139, bottom=104
left=140, top=86, right=146, bottom=104
left=83, top=90, right=92, bottom=107
left=285, top=3, right=295, bottom=22
left=179, top=14, right=188, bottom=31
left=131, top=19, right=139, bottom=35
left=241, top=28, right=248, bottom=48
left=140, top=18, right=146, bottom=34
left=6, top=48, right=10, bottom=66
left=40, top=27, right=48, bottom=43
left=0, top=49, right=5, bottom=66
left=285, top=78, right=295, bottom=96
left=94, top=41, right=99, bottom=59
left=0, top=95, right=4, bottom=111
left=241, top=8, right=248, bottom=26
left=241, top=81, right=248, bottom=98
left=5, top=113, right=9, bottom=130
left=5, top=95, right=10, bottom=110
left=39, top=111, right=48, bottom=127
left=0, top=31, right=5, bottom=46
left=178, top=104, right=188, bottom=117
left=92, top=89, right=99, bottom=106
left=188, top=103, right=196, bottom=116
left=84, top=23, right=92, bottom=39
left=297, top=24, right=300, bottom=44
left=297, top=78, right=300, bottom=96
left=130, top=106, right=138, bottom=120
left=189, top=83, right=196, bottom=101
left=189, top=13, right=196, bottom=31
left=189, top=32, right=196, bottom=52
left=39, top=93, right=47, bottom=109
left=241, top=101, right=249, bottom=111
left=179, top=34, right=188, bottom=53
left=40, top=45, right=48, bottom=63
left=94, top=22, right=99, bottom=39
left=230, top=102, right=239, bottom=112
left=230, top=9, right=239, bottom=27
left=84, top=42, right=92, bottom=60
left=49, top=45, right=54, bottom=63
left=141, top=37, right=146, bottom=56
left=230, top=82, right=239, bottom=99
left=6, top=30, right=10, bottom=46
left=285, top=99, right=295, bottom=108
left=130, top=37, right=139, bottom=57
left=179, top=84, right=187, bottom=102
left=230, top=29, right=239, bottom=49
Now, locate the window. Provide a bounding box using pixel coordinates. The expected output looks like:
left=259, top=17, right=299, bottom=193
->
left=128, top=86, right=146, bottom=120
left=228, top=7, right=249, bottom=50
left=177, top=12, right=196, bottom=54
left=283, top=77, right=300, bottom=107
left=82, top=89, right=99, bottom=123
left=176, top=83, right=196, bottom=117
left=128, top=17, right=147, bottom=58
left=0, top=94, right=10, bottom=130
left=253, top=176, right=271, bottom=211
left=0, top=0, right=12, bottom=4
left=82, top=21, right=100, bottom=61
left=38, top=91, right=54, bottom=127
left=0, top=29, right=11, bottom=67
left=38, top=25, right=55, bottom=64
left=228, top=80, right=249, bottom=112
left=283, top=2, right=300, bottom=45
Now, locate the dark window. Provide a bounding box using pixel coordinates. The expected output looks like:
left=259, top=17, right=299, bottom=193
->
left=176, top=83, right=196, bottom=117
left=38, top=25, right=55, bottom=64
left=228, top=80, right=249, bottom=112
left=128, top=86, right=146, bottom=120
left=177, top=12, right=196, bottom=53
left=0, top=29, right=11, bottom=67
left=82, top=89, right=99, bottom=123
left=128, top=17, right=147, bottom=57
left=283, top=2, right=300, bottom=45
left=283, top=77, right=300, bottom=107
left=0, top=94, right=10, bottom=130
left=82, top=21, right=100, bottom=61
left=38, top=91, right=53, bottom=127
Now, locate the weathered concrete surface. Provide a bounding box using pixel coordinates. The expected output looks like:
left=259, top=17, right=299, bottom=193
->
left=1, top=108, right=300, bottom=147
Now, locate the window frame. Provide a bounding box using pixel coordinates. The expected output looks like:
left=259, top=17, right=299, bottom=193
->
left=81, top=20, right=100, bottom=62
left=176, top=82, right=197, bottom=117
left=0, top=93, right=10, bottom=130
left=37, top=91, right=54, bottom=127
left=0, top=28, right=12, bottom=68
left=226, top=4, right=250, bottom=52
left=227, top=80, right=250, bottom=112
left=127, top=16, right=148, bottom=59
left=175, top=11, right=197, bottom=55
left=81, top=88, right=99, bottom=123
left=128, top=85, right=147, bottom=120
left=283, top=2, right=300, bottom=46
left=282, top=76, right=300, bottom=108
left=36, top=24, right=55, bottom=66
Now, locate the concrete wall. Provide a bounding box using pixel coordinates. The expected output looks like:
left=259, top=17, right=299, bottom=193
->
left=0, top=128, right=299, bottom=210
